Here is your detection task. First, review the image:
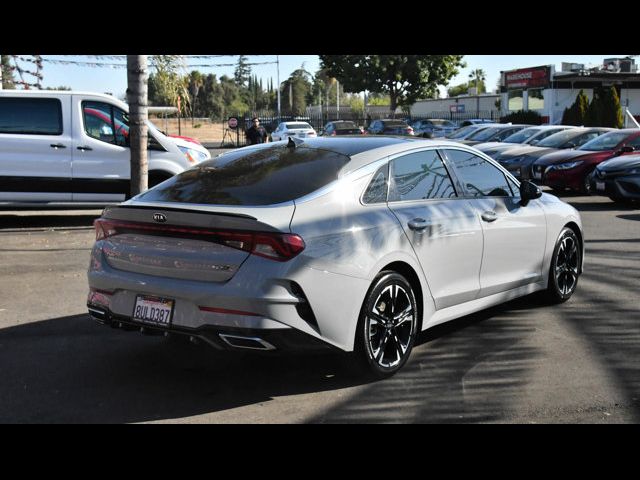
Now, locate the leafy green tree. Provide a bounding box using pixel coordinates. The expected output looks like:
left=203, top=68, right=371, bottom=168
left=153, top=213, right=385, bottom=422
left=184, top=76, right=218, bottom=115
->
left=600, top=86, right=624, bottom=128
left=149, top=55, right=190, bottom=116
left=234, top=55, right=251, bottom=87
left=188, top=70, right=204, bottom=123
left=281, top=67, right=313, bottom=115
left=585, top=87, right=604, bottom=127
left=320, top=55, right=465, bottom=113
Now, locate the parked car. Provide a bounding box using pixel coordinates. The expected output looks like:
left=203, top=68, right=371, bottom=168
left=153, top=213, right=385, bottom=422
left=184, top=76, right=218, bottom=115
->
left=494, top=127, right=612, bottom=181
left=444, top=123, right=499, bottom=141
left=367, top=119, right=414, bottom=136
left=87, top=137, right=583, bottom=378
left=458, top=118, right=496, bottom=127
left=533, top=129, right=640, bottom=193
left=0, top=90, right=206, bottom=205
left=321, top=120, right=363, bottom=136
left=410, top=119, right=458, bottom=138
left=85, top=106, right=211, bottom=164
left=457, top=124, right=527, bottom=146
left=271, top=121, right=317, bottom=141
left=475, top=125, right=575, bottom=158
left=589, top=154, right=640, bottom=204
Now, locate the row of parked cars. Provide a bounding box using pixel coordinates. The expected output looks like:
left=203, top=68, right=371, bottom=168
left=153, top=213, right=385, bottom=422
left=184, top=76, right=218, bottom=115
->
left=446, top=122, right=640, bottom=204
left=259, top=117, right=639, bottom=205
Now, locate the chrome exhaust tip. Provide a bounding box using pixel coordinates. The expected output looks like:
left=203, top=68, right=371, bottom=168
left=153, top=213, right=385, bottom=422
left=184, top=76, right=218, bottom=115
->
left=218, top=334, right=276, bottom=351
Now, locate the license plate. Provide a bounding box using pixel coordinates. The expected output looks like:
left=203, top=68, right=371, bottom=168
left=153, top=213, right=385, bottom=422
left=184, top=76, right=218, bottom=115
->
left=132, top=295, right=174, bottom=327
left=596, top=181, right=605, bottom=191
left=533, top=171, right=542, bottom=179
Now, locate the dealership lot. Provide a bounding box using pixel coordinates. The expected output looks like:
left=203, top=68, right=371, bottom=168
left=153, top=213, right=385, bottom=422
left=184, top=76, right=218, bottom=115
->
left=0, top=194, right=639, bottom=423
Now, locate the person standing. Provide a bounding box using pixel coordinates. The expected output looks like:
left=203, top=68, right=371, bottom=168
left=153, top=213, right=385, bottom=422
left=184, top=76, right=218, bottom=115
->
left=245, top=117, right=269, bottom=145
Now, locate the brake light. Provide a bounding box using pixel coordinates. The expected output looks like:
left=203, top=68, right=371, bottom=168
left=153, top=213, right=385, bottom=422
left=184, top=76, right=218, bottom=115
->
left=331, top=131, right=336, bottom=136
left=94, top=218, right=305, bottom=262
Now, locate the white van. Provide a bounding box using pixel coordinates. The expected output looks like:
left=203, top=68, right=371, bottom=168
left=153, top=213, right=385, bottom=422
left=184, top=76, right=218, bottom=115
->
left=0, top=90, right=210, bottom=204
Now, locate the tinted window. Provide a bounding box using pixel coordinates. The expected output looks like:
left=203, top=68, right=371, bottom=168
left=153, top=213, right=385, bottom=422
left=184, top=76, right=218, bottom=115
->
left=138, top=145, right=351, bottom=205
left=579, top=131, right=629, bottom=151
left=626, top=135, right=640, bottom=149
left=502, top=128, right=541, bottom=144
left=334, top=121, right=357, bottom=129
left=446, top=125, right=476, bottom=139
left=382, top=121, right=408, bottom=128
left=445, top=149, right=512, bottom=197
left=0, top=97, right=62, bottom=135
left=467, top=126, right=503, bottom=142
left=389, top=150, right=456, bottom=202
left=362, top=164, right=389, bottom=204
left=83, top=101, right=116, bottom=144
left=494, top=127, right=523, bottom=141
left=285, top=123, right=312, bottom=129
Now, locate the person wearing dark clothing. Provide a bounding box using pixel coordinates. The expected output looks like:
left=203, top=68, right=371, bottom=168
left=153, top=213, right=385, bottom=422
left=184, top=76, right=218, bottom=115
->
left=245, top=117, right=269, bottom=145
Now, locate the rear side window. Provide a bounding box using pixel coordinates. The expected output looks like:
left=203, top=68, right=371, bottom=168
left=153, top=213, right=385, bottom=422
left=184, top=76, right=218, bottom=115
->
left=444, top=149, right=512, bottom=197
left=0, top=97, right=62, bottom=135
left=362, top=164, right=389, bottom=204
left=138, top=145, right=351, bottom=205
left=389, top=150, right=456, bottom=202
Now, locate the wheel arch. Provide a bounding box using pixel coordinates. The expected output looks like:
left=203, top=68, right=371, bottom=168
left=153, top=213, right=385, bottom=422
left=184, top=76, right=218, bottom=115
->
left=379, top=261, right=425, bottom=332
left=563, top=221, right=584, bottom=274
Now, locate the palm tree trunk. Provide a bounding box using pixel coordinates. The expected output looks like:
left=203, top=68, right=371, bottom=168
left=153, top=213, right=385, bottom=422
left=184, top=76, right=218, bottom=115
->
left=126, top=55, right=149, bottom=196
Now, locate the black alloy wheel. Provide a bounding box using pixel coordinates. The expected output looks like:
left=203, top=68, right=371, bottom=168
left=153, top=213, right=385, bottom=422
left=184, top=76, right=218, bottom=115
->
left=545, top=227, right=581, bottom=303
left=355, top=271, right=418, bottom=378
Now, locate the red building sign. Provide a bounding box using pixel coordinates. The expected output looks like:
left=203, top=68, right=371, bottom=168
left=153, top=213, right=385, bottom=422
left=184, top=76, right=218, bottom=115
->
left=505, top=66, right=551, bottom=89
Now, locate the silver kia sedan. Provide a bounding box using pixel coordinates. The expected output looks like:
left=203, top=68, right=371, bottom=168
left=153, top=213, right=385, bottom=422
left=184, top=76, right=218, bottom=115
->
left=87, top=136, right=584, bottom=378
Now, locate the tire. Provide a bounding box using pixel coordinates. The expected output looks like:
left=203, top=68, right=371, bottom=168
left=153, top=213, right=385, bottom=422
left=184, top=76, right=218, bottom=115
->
left=353, top=271, right=418, bottom=379
left=581, top=174, right=592, bottom=195
left=543, top=227, right=581, bottom=304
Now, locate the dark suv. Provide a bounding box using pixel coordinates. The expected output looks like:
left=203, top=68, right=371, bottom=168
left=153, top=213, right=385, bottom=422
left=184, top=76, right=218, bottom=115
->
left=366, top=119, right=414, bottom=136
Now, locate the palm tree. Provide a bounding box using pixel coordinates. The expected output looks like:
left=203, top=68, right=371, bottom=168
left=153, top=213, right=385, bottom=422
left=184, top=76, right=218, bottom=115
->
left=126, top=55, right=149, bottom=196
left=468, top=68, right=486, bottom=94
left=188, top=70, right=204, bottom=126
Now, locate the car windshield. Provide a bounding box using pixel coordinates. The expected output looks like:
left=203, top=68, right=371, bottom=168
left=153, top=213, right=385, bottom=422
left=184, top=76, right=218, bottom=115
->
left=334, top=122, right=358, bottom=129
left=446, top=125, right=478, bottom=139
left=286, top=123, right=312, bottom=129
left=430, top=119, right=455, bottom=127
left=578, top=131, right=630, bottom=151
left=467, top=126, right=503, bottom=141
left=502, top=127, right=541, bottom=144
left=137, top=145, right=351, bottom=206
left=536, top=129, right=585, bottom=148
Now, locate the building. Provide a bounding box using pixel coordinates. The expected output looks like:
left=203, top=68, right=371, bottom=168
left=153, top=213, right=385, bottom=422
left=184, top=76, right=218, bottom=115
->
left=499, top=58, right=640, bottom=125
left=410, top=93, right=500, bottom=120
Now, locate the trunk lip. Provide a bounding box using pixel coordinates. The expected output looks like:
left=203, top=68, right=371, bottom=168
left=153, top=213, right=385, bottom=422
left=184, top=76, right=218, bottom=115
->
left=110, top=203, right=258, bottom=220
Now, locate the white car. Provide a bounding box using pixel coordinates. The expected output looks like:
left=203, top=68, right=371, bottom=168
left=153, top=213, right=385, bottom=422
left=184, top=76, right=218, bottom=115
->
left=87, top=137, right=584, bottom=378
left=271, top=121, right=317, bottom=141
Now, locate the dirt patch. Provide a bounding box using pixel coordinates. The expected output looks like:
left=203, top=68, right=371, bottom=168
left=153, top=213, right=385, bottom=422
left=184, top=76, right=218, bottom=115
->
left=150, top=117, right=240, bottom=143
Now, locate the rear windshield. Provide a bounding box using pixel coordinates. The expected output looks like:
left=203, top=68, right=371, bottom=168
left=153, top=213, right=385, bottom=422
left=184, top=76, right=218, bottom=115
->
left=383, top=121, right=408, bottom=127
left=137, top=145, right=351, bottom=205
left=334, top=122, right=358, bottom=129
left=285, top=123, right=312, bottom=129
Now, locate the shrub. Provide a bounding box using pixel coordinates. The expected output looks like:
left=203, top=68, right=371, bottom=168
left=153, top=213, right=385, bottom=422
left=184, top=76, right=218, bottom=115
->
left=500, top=110, right=543, bottom=125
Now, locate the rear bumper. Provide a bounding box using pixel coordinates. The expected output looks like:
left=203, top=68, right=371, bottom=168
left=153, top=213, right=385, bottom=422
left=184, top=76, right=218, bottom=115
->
left=589, top=174, right=640, bottom=200
left=86, top=304, right=336, bottom=352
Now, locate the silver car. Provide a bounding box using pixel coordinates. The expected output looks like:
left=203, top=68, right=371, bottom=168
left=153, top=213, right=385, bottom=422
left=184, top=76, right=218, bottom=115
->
left=87, top=137, right=584, bottom=378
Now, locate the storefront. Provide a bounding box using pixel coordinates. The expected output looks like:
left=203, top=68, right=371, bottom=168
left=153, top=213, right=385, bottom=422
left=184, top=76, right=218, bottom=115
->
left=500, top=62, right=640, bottom=125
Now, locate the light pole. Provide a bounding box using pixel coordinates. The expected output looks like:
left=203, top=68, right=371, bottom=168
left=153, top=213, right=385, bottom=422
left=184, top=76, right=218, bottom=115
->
left=276, top=55, right=281, bottom=120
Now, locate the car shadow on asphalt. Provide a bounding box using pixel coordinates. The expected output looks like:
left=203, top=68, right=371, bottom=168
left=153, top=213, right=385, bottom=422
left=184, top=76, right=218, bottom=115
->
left=0, top=295, right=549, bottom=424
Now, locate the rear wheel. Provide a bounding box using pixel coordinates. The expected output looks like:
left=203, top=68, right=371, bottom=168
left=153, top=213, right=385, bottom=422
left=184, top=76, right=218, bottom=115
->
left=353, top=271, right=418, bottom=379
left=543, top=227, right=581, bottom=304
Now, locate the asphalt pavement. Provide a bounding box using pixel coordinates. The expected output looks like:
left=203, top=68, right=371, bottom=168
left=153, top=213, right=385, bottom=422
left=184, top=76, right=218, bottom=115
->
left=0, top=194, right=639, bottom=423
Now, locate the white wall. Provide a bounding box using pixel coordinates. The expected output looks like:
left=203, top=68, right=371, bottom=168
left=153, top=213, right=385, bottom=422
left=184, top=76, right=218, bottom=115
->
left=411, top=95, right=500, bottom=116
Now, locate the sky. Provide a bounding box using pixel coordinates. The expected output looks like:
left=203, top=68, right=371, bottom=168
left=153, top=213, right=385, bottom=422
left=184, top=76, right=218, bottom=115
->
left=19, top=54, right=633, bottom=100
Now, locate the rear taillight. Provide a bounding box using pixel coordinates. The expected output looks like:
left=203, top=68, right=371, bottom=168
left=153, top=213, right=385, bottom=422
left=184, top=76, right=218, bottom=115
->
left=94, top=218, right=305, bottom=262
left=331, top=131, right=336, bottom=136
left=407, top=127, right=414, bottom=134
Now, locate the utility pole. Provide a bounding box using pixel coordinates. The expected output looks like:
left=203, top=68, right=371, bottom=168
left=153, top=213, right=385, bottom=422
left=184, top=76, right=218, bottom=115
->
left=336, top=80, right=340, bottom=120
left=126, top=55, right=149, bottom=196
left=276, top=55, right=281, bottom=120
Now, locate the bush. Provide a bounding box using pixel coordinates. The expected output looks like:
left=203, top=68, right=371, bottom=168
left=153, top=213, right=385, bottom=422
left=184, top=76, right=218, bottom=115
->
left=193, top=123, right=202, bottom=129
left=500, top=110, right=543, bottom=125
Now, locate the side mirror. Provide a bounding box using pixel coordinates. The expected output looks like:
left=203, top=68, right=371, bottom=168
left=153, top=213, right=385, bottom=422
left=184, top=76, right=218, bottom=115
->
left=520, top=180, right=542, bottom=206
left=618, top=145, right=634, bottom=155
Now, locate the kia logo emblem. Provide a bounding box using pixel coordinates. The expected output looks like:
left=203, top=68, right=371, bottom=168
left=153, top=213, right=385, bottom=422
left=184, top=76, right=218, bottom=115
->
left=153, top=213, right=167, bottom=223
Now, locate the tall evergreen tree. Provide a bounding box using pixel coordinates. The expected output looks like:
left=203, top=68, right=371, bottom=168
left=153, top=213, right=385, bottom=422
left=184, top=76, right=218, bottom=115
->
left=234, top=55, right=251, bottom=87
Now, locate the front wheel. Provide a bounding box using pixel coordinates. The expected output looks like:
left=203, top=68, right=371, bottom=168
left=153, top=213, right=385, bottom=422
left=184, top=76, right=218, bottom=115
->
left=354, top=271, right=418, bottom=379
left=543, top=227, right=581, bottom=304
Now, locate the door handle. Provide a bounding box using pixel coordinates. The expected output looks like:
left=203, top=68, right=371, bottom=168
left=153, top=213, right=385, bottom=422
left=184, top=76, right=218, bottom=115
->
left=408, top=218, right=429, bottom=232
left=481, top=211, right=498, bottom=222
left=50, top=143, right=67, bottom=149
left=77, top=146, right=93, bottom=151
